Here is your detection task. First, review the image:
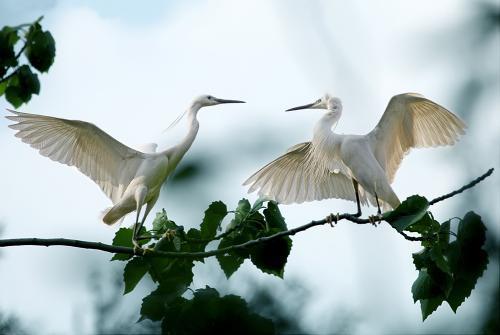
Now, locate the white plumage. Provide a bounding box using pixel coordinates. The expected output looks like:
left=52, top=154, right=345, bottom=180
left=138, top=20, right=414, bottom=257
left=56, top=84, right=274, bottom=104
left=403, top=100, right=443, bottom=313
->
left=244, top=93, right=466, bottom=213
left=6, top=94, right=245, bottom=247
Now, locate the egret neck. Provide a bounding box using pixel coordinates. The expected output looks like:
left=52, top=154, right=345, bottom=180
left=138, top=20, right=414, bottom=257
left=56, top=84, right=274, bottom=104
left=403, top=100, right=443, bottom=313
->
left=165, top=102, right=201, bottom=167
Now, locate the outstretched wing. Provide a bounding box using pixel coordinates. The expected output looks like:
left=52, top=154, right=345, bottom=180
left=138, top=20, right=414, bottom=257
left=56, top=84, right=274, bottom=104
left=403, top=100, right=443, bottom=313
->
left=243, top=142, right=368, bottom=205
left=368, top=93, right=466, bottom=183
left=6, top=110, right=148, bottom=203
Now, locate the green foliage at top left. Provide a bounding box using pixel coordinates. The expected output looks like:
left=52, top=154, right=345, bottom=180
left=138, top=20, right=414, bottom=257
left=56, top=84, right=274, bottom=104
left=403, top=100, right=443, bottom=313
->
left=0, top=17, right=56, bottom=108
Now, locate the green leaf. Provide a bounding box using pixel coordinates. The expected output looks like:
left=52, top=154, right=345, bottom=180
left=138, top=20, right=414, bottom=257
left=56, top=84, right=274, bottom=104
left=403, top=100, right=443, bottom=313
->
left=445, top=212, right=488, bottom=312
left=161, top=286, right=275, bottom=334
left=385, top=195, right=429, bottom=232
left=111, top=228, right=134, bottom=261
left=140, top=260, right=194, bottom=321
left=250, top=230, right=292, bottom=278
left=0, top=80, right=7, bottom=96
left=200, top=201, right=227, bottom=240
left=152, top=209, right=178, bottom=234
left=263, top=201, right=286, bottom=231
left=216, top=236, right=246, bottom=278
left=235, top=198, right=251, bottom=222
left=420, top=296, right=444, bottom=321
left=123, top=257, right=149, bottom=294
left=4, top=65, right=40, bottom=107
left=110, top=227, right=148, bottom=261
left=251, top=198, right=267, bottom=212
left=25, top=23, right=56, bottom=72
left=0, top=27, right=19, bottom=78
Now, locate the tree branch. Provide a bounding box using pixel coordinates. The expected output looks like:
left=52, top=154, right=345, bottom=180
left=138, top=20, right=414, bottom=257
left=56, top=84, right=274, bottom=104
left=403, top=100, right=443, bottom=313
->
left=0, top=168, right=494, bottom=258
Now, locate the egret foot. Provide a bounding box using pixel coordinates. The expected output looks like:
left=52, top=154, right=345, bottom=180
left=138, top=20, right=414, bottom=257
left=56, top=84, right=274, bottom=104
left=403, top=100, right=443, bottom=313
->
left=368, top=214, right=383, bottom=226
left=133, top=242, right=144, bottom=255
left=326, top=213, right=340, bottom=227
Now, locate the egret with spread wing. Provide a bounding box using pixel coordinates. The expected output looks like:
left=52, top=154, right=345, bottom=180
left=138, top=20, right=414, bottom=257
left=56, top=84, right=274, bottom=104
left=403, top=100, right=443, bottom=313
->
left=7, top=95, right=245, bottom=248
left=244, top=93, right=466, bottom=216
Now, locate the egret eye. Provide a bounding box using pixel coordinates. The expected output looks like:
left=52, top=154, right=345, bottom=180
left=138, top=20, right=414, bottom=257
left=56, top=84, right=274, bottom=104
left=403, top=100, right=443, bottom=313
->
left=317, top=99, right=321, bottom=103
left=208, top=96, right=212, bottom=100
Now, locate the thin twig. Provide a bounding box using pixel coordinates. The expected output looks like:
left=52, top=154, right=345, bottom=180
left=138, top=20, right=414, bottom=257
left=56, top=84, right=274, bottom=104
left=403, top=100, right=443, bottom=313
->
left=0, top=168, right=494, bottom=258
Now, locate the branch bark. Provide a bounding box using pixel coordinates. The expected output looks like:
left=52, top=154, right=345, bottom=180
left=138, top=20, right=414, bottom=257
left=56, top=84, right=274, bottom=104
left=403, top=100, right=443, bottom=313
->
left=0, top=168, right=494, bottom=258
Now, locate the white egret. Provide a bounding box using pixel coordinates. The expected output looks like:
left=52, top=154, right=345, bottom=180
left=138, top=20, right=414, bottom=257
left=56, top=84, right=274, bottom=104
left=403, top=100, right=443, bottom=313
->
left=6, top=95, right=245, bottom=248
left=244, top=93, right=466, bottom=216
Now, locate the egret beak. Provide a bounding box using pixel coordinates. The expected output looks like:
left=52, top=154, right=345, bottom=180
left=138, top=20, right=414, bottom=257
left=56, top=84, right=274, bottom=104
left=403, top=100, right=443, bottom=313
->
left=214, top=98, right=246, bottom=104
left=285, top=102, right=316, bottom=111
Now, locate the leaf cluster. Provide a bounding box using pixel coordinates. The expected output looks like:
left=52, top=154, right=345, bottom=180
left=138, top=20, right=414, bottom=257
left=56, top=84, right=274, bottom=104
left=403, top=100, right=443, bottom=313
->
left=0, top=17, right=55, bottom=107
left=386, top=196, right=489, bottom=320
left=112, top=199, right=290, bottom=333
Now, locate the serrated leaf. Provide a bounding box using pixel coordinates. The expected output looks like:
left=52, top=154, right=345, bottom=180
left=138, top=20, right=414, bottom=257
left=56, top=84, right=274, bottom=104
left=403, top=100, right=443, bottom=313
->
left=140, top=260, right=194, bottom=321
left=251, top=198, right=267, bottom=212
left=161, top=286, right=275, bottom=334
left=111, top=228, right=134, bottom=261
left=4, top=65, right=40, bottom=107
left=0, top=27, right=19, bottom=77
left=123, top=257, right=148, bottom=294
left=386, top=195, right=429, bottom=232
left=263, top=201, right=286, bottom=231
left=445, top=212, right=488, bottom=312
left=201, top=201, right=227, bottom=240
left=250, top=230, right=292, bottom=278
left=235, top=198, right=251, bottom=222
left=110, top=227, right=148, bottom=261
left=429, top=247, right=451, bottom=274
left=25, top=23, right=55, bottom=72
left=420, top=296, right=444, bottom=321
left=216, top=237, right=245, bottom=278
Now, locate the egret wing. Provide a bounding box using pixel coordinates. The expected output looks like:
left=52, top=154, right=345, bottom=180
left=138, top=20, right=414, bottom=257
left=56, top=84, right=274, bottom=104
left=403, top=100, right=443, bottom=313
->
left=6, top=110, right=148, bottom=203
left=368, top=93, right=466, bottom=183
left=244, top=142, right=368, bottom=205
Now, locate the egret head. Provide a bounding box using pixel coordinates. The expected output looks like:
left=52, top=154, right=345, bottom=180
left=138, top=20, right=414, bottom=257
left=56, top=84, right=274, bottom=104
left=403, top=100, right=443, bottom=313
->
left=286, top=94, right=342, bottom=113
left=193, top=95, right=246, bottom=108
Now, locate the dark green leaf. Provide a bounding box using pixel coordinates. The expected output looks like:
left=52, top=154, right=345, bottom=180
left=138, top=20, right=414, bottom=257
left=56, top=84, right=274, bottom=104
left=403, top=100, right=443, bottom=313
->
left=385, top=195, right=429, bottom=232
left=263, top=201, right=286, bottom=231
left=429, top=247, right=451, bottom=274
left=420, top=296, right=444, bottom=321
left=123, top=257, right=148, bottom=294
left=4, top=65, right=40, bottom=107
left=235, top=198, right=251, bottom=222
left=0, top=27, right=19, bottom=77
left=111, top=228, right=134, bottom=261
left=445, top=212, right=488, bottom=312
left=216, top=236, right=246, bottom=278
left=25, top=23, right=55, bottom=72
left=201, top=201, right=227, bottom=240
left=161, top=286, right=275, bottom=335
left=5, top=85, right=23, bottom=108
left=110, top=227, right=148, bottom=261
left=140, top=260, right=194, bottom=321
left=250, top=230, right=292, bottom=278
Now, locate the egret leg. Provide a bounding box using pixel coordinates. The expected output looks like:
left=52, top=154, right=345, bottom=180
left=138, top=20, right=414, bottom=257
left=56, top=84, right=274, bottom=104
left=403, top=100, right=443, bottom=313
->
left=374, top=192, right=382, bottom=215
left=135, top=200, right=157, bottom=241
left=132, top=186, right=148, bottom=250
left=352, top=179, right=362, bottom=217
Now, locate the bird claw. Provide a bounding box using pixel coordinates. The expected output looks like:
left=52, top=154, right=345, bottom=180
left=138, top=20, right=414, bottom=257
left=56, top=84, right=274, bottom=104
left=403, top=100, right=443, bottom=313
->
left=326, top=213, right=340, bottom=227
left=368, top=214, right=383, bottom=226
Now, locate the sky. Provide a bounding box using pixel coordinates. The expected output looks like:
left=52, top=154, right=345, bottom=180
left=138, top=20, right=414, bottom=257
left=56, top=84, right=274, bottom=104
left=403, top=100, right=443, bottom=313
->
left=0, top=0, right=499, bottom=334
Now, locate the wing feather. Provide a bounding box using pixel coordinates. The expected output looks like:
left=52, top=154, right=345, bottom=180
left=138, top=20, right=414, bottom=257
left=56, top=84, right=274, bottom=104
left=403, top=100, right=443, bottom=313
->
left=244, top=142, right=368, bottom=205
left=6, top=110, right=148, bottom=203
left=369, top=93, right=466, bottom=183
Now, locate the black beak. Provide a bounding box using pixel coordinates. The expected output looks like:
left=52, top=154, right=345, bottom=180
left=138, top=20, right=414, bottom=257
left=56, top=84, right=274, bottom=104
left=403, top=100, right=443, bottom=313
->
left=214, top=98, right=246, bottom=104
left=285, top=102, right=315, bottom=111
